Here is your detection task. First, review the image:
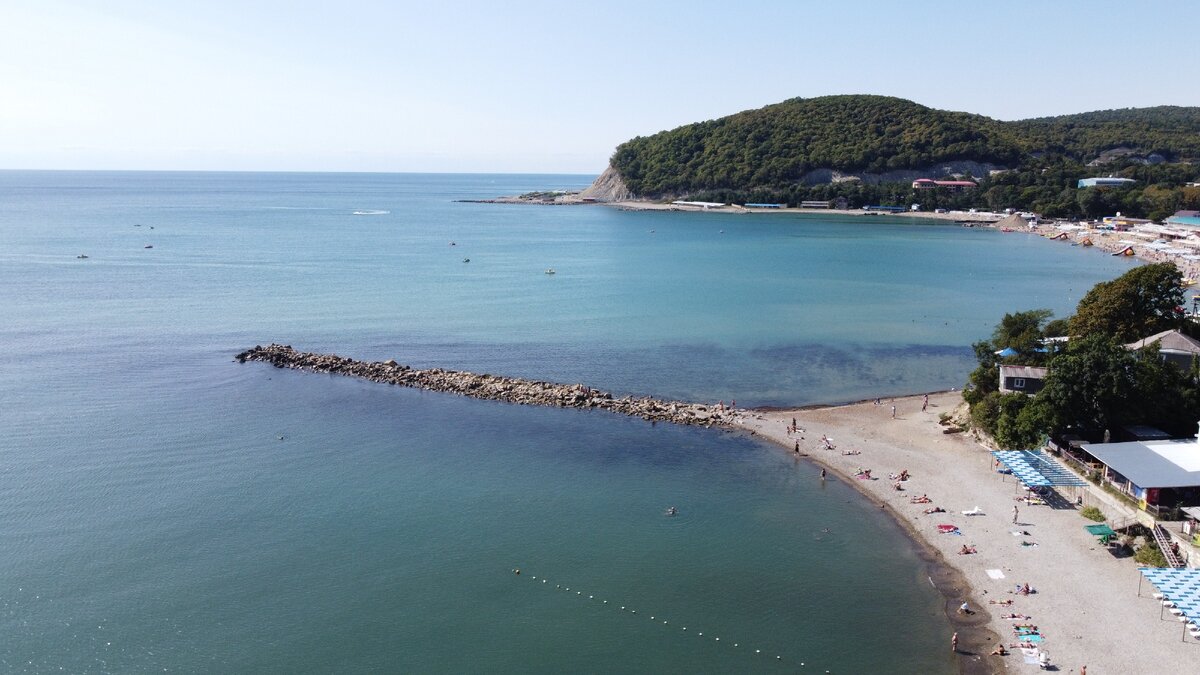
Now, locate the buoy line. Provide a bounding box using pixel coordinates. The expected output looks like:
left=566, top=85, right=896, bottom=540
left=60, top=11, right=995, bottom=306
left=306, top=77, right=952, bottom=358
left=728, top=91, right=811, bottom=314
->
left=512, top=569, right=821, bottom=669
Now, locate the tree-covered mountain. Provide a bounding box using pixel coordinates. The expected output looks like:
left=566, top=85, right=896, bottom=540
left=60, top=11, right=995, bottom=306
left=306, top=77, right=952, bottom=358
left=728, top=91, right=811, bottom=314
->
left=610, top=95, right=1025, bottom=196
left=599, top=95, right=1200, bottom=216
left=1014, top=106, right=1200, bottom=160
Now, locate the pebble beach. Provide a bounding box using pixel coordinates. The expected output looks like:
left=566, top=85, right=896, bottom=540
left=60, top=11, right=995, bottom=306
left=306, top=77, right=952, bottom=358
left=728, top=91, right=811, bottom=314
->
left=739, top=393, right=1196, bottom=674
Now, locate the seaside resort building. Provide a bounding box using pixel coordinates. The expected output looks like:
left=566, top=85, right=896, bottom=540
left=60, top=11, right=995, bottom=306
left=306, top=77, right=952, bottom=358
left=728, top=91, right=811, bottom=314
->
left=1014, top=331, right=1200, bottom=552
left=1078, top=177, right=1137, bottom=188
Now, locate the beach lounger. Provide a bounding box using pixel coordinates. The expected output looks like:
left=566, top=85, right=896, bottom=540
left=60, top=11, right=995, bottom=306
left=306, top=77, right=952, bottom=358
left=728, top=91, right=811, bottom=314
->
left=961, top=506, right=984, bottom=516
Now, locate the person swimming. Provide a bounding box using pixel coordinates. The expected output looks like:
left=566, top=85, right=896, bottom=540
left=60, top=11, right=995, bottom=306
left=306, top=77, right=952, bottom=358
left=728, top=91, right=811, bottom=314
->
left=665, top=506, right=678, bottom=516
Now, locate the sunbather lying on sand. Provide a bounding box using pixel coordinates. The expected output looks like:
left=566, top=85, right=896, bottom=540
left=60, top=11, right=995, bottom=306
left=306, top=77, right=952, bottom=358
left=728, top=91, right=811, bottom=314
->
left=910, top=494, right=931, bottom=503
left=958, top=544, right=977, bottom=555
left=922, top=506, right=945, bottom=514
left=989, top=599, right=1014, bottom=606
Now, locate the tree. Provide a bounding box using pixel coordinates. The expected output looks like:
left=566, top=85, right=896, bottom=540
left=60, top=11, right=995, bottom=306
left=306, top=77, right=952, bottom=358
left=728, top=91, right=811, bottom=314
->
left=1068, top=263, right=1184, bottom=343
left=993, top=393, right=1049, bottom=449
left=1035, top=334, right=1139, bottom=437
left=993, top=309, right=1054, bottom=360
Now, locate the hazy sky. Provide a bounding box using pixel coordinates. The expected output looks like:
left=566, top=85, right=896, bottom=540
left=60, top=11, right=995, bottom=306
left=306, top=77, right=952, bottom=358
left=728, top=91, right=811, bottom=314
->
left=3, top=0, right=1198, bottom=173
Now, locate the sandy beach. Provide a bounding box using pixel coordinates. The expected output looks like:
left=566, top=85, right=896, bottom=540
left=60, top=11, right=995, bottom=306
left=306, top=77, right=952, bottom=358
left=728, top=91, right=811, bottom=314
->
left=737, top=393, right=1195, bottom=675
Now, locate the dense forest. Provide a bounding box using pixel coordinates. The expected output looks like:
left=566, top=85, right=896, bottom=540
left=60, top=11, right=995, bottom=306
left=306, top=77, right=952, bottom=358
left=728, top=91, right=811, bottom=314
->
left=607, top=96, right=1200, bottom=219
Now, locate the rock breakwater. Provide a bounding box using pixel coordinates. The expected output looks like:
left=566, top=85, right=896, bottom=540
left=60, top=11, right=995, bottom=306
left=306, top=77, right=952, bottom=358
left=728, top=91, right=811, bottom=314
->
left=236, top=344, right=741, bottom=428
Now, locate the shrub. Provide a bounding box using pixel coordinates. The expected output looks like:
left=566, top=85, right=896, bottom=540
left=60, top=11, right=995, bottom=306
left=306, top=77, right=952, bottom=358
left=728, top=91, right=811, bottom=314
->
left=1080, top=505, right=1105, bottom=522
left=1135, top=542, right=1168, bottom=567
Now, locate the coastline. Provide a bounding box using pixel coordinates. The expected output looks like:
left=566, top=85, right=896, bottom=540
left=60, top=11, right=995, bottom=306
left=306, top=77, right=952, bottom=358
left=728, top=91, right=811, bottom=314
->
left=738, top=392, right=1195, bottom=674
left=236, top=347, right=1200, bottom=672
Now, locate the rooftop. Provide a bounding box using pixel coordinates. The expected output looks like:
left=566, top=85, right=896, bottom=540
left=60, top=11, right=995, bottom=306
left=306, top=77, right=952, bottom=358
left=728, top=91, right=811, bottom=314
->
left=1086, top=437, right=1200, bottom=488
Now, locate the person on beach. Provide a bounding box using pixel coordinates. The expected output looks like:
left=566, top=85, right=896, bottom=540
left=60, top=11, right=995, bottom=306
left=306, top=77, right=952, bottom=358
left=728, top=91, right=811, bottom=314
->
left=794, top=440, right=800, bottom=454
left=891, top=404, right=896, bottom=419
left=1012, top=504, right=1019, bottom=524
left=990, top=644, right=1008, bottom=656
left=958, top=601, right=970, bottom=614
left=820, top=468, right=826, bottom=480
left=922, top=394, right=928, bottom=412
left=951, top=632, right=958, bottom=653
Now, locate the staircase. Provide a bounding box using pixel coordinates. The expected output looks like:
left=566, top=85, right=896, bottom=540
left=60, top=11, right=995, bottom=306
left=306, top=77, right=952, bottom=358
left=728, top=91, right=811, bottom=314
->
left=1153, top=524, right=1187, bottom=568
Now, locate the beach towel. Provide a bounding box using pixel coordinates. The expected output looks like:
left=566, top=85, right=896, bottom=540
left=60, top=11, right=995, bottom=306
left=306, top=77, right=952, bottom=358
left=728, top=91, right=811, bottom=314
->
left=986, top=569, right=1005, bottom=580
left=937, top=524, right=959, bottom=533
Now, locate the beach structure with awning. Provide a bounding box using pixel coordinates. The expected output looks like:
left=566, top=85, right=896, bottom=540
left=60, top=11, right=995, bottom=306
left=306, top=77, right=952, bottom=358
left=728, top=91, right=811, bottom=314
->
left=1138, top=567, right=1200, bottom=640
left=992, top=450, right=1087, bottom=487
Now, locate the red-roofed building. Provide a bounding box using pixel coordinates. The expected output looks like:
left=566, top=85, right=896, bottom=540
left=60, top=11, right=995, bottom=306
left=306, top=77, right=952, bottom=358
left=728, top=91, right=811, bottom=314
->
left=912, top=179, right=978, bottom=191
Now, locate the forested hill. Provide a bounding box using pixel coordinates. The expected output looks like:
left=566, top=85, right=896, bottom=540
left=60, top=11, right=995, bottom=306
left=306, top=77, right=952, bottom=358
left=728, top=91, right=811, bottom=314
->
left=603, top=95, right=1200, bottom=199
left=1011, top=106, right=1200, bottom=160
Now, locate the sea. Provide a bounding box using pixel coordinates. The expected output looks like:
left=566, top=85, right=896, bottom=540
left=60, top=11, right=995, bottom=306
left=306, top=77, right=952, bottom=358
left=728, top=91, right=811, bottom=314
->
left=0, top=171, right=1138, bottom=673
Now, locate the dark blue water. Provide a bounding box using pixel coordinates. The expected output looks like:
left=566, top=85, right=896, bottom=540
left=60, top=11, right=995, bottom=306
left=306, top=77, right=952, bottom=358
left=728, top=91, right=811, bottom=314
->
left=0, top=172, right=1136, bottom=673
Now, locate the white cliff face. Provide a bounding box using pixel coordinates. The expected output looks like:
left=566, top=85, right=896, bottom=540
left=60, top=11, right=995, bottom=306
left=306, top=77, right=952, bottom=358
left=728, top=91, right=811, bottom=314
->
left=578, top=165, right=633, bottom=202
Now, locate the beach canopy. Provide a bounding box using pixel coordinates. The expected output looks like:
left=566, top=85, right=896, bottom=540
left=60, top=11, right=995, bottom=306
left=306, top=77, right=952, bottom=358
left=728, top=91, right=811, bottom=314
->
left=1084, top=523, right=1117, bottom=543
left=992, top=450, right=1088, bottom=487
left=1140, top=567, right=1200, bottom=626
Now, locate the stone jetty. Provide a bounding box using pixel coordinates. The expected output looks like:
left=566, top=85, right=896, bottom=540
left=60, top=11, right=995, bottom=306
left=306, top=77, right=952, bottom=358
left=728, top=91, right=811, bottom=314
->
left=236, top=344, right=741, bottom=428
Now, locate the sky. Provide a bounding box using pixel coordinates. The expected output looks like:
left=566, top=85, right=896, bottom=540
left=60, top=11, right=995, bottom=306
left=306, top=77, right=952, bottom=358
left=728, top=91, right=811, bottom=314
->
left=2, top=0, right=1198, bottom=174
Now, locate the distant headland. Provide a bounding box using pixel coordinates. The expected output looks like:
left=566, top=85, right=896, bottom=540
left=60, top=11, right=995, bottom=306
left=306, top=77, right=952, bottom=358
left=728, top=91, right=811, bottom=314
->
left=492, top=95, right=1200, bottom=222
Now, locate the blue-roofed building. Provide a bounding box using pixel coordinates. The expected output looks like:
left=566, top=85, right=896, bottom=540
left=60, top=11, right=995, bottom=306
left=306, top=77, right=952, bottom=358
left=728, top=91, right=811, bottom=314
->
left=1166, top=210, right=1200, bottom=229
left=1078, top=177, right=1137, bottom=188
left=1064, top=434, right=1200, bottom=519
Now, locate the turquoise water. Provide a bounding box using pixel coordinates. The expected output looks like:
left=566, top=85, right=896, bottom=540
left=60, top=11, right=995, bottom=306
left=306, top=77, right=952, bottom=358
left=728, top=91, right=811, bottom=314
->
left=0, top=172, right=1137, bottom=673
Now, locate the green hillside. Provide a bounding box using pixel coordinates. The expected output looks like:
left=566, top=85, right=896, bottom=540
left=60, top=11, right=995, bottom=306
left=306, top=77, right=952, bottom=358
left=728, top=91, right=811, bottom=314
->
left=1012, top=106, right=1200, bottom=160
left=608, top=95, right=1200, bottom=203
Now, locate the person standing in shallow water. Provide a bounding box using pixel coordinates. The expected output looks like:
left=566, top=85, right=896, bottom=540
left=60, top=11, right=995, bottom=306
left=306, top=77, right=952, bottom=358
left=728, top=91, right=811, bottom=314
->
left=951, top=632, right=958, bottom=652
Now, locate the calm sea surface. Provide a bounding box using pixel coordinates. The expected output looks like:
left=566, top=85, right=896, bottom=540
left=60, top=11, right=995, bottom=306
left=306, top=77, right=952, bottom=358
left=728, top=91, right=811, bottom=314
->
left=0, top=172, right=1136, bottom=673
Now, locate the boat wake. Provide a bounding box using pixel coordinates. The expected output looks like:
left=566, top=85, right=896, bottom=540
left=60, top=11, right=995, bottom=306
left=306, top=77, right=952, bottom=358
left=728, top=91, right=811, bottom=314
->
left=352, top=209, right=390, bottom=215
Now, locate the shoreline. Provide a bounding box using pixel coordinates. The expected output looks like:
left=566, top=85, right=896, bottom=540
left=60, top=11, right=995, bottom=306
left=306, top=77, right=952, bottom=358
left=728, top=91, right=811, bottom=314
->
left=238, top=345, right=1195, bottom=672
left=738, top=392, right=1196, bottom=674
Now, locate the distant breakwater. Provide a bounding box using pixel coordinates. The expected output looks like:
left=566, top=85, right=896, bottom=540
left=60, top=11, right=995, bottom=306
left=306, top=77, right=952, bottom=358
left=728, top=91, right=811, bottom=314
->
left=236, top=344, right=741, bottom=428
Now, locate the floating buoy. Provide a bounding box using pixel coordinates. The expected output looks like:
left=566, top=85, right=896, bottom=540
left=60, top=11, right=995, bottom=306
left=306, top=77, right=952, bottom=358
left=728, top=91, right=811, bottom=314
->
left=588, top=595, right=593, bottom=599
left=541, top=580, right=546, bottom=583
left=756, top=649, right=761, bottom=653
left=715, top=637, right=720, bottom=641
left=602, top=600, right=607, bottom=603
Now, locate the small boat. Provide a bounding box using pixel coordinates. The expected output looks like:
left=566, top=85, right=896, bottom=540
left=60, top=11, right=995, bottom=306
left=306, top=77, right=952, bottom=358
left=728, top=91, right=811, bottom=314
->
left=462, top=258, right=470, bottom=263
left=76, top=254, right=88, bottom=259
left=544, top=268, right=556, bottom=275
left=1000, top=227, right=1014, bottom=232
left=144, top=245, right=154, bottom=249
